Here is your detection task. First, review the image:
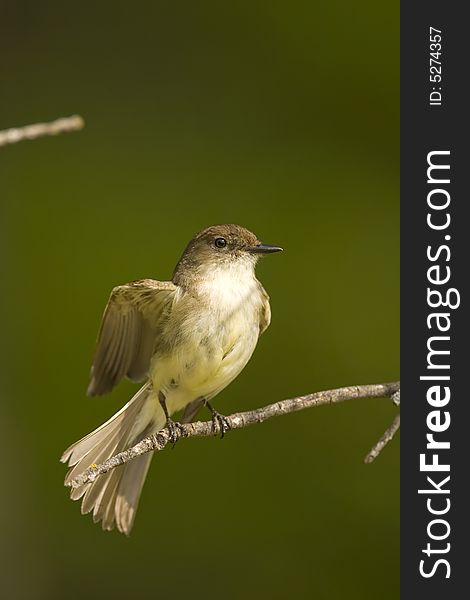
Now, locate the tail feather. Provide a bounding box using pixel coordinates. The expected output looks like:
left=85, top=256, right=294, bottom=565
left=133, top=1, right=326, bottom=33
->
left=96, top=469, right=124, bottom=530
left=115, top=452, right=154, bottom=533
left=92, top=468, right=121, bottom=523
left=61, top=389, right=141, bottom=467
left=67, top=430, right=122, bottom=502
left=80, top=442, right=123, bottom=514
left=61, top=382, right=164, bottom=534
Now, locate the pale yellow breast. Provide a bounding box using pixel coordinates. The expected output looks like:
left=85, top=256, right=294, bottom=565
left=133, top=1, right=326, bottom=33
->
left=150, top=263, right=265, bottom=413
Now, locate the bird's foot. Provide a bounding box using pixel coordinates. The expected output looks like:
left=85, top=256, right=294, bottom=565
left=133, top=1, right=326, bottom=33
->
left=165, top=418, right=185, bottom=448
left=210, top=410, right=232, bottom=439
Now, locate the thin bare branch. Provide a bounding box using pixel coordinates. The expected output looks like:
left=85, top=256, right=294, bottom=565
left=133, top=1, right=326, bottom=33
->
left=364, top=413, right=401, bottom=464
left=67, top=381, right=400, bottom=489
left=0, top=115, right=84, bottom=147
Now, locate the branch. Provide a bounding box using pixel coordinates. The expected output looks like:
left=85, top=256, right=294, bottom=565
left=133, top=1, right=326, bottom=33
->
left=67, top=381, right=400, bottom=489
left=364, top=413, right=400, bottom=464
left=0, top=115, right=84, bottom=147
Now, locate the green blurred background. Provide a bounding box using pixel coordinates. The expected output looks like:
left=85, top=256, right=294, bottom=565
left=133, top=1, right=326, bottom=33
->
left=1, top=2, right=399, bottom=599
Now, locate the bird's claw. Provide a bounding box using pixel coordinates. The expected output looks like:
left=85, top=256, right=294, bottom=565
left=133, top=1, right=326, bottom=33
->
left=166, top=418, right=184, bottom=448
left=211, top=411, right=232, bottom=439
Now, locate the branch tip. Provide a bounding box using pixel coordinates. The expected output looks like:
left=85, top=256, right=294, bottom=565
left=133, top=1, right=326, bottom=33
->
left=0, top=114, right=85, bottom=147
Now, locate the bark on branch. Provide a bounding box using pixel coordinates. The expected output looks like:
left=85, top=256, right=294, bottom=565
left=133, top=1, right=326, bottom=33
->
left=0, top=115, right=84, bottom=147
left=67, top=381, right=400, bottom=489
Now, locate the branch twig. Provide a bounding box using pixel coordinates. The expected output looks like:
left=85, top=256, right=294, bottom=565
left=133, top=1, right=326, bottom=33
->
left=67, top=381, right=400, bottom=489
left=364, top=413, right=400, bottom=464
left=0, top=115, right=84, bottom=147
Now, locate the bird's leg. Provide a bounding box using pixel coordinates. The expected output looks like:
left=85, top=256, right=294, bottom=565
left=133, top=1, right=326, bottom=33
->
left=204, top=400, right=231, bottom=438
left=158, top=391, right=183, bottom=447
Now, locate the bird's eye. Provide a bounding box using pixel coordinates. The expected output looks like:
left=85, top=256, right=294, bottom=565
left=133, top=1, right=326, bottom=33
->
left=214, top=237, right=227, bottom=249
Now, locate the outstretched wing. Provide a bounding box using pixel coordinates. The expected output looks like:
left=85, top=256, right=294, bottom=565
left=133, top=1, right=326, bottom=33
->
left=87, top=279, right=177, bottom=396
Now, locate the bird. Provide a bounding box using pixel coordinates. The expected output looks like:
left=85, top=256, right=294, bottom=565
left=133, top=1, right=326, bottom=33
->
left=61, top=224, right=282, bottom=534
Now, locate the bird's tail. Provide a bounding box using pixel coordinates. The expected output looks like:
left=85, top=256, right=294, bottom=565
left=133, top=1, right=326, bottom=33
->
left=61, top=382, right=165, bottom=535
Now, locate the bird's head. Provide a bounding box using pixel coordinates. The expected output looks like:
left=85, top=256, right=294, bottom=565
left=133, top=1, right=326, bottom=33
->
left=173, top=224, right=282, bottom=282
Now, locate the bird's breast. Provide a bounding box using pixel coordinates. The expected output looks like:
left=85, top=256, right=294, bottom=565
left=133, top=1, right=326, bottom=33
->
left=149, top=270, right=264, bottom=409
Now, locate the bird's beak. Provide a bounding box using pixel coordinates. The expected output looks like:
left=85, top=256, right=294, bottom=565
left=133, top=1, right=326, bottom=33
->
left=247, top=243, right=283, bottom=254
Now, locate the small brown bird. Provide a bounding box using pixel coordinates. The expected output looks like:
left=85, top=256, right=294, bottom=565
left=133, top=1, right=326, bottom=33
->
left=61, top=224, right=282, bottom=534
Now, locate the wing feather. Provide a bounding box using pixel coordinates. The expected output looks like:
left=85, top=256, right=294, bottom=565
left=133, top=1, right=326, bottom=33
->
left=87, top=279, right=177, bottom=396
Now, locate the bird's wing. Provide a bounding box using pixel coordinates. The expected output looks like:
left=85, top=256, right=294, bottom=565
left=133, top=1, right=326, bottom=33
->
left=87, top=279, right=177, bottom=396
left=258, top=284, right=271, bottom=335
